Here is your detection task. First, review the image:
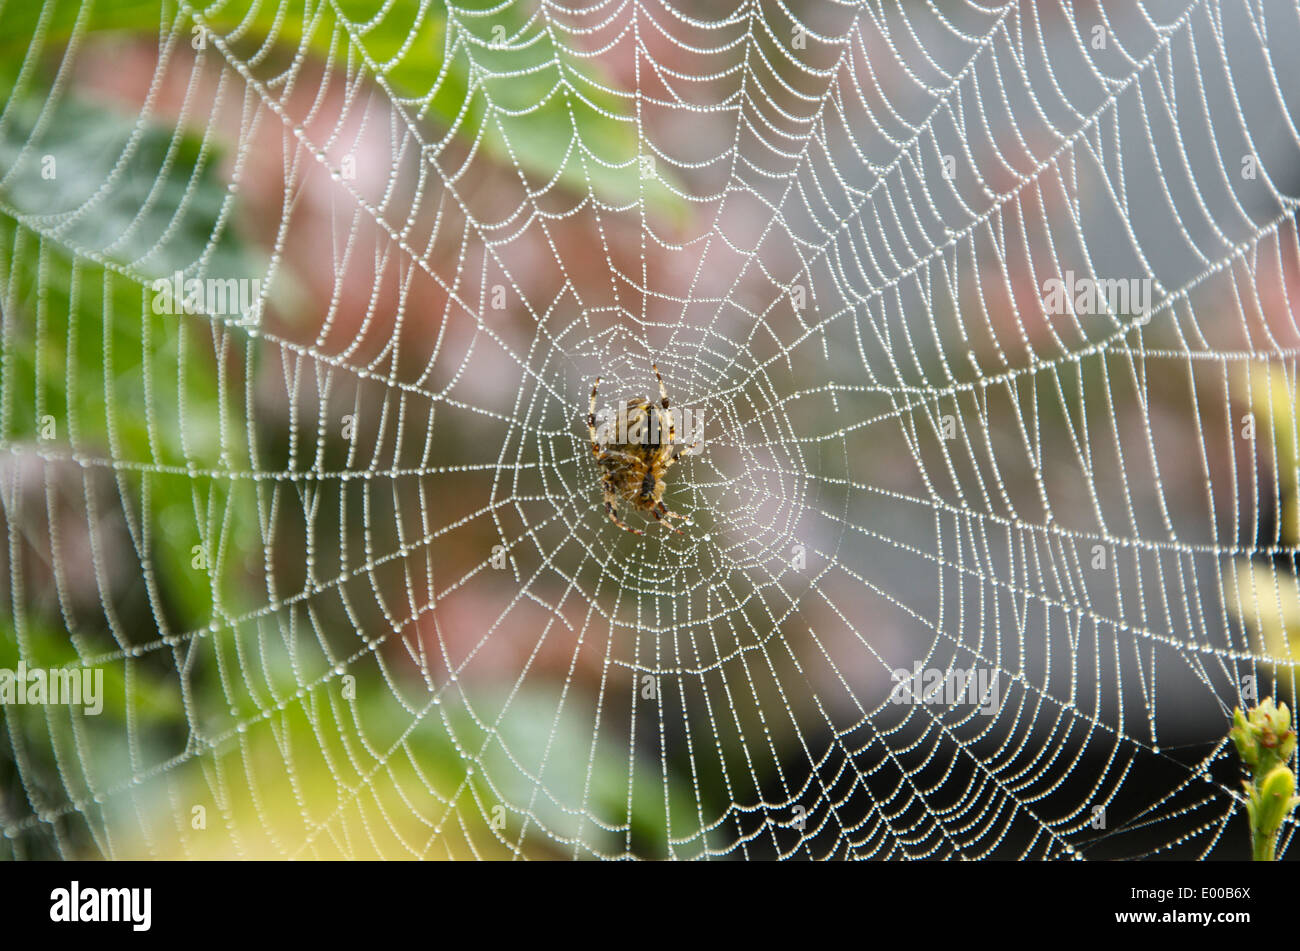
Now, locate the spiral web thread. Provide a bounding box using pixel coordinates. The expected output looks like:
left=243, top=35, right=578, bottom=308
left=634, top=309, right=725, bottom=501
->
left=2, top=0, right=1300, bottom=860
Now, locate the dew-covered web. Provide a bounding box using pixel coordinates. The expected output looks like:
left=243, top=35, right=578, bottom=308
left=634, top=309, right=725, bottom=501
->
left=2, top=0, right=1300, bottom=860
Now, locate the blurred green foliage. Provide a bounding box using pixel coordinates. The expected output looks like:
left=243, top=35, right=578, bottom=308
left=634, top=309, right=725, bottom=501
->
left=0, top=0, right=687, bottom=221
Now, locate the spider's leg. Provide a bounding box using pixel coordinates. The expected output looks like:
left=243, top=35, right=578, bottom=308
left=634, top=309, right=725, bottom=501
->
left=650, top=505, right=685, bottom=535
left=605, top=500, right=644, bottom=536
left=655, top=500, right=689, bottom=522
left=671, top=439, right=700, bottom=460
left=587, top=377, right=602, bottom=456
left=639, top=403, right=655, bottom=448
left=657, top=407, right=676, bottom=451
left=651, top=364, right=675, bottom=446
left=658, top=434, right=698, bottom=472
left=652, top=364, right=670, bottom=410
left=658, top=447, right=681, bottom=475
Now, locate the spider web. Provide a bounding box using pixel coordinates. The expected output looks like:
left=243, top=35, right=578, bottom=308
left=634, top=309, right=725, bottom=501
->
left=2, top=0, right=1300, bottom=860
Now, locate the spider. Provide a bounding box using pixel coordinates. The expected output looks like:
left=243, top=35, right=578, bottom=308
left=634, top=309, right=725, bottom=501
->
left=586, top=364, right=696, bottom=536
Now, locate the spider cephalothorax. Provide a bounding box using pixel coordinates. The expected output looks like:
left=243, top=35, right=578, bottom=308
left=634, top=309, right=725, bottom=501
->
left=586, top=364, right=696, bottom=536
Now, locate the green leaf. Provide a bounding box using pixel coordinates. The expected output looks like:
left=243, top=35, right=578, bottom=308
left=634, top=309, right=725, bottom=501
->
left=0, top=92, right=262, bottom=631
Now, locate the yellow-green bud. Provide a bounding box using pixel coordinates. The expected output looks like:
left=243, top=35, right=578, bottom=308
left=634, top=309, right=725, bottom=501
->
left=1278, top=703, right=1297, bottom=762
left=1231, top=699, right=1296, bottom=773
left=1254, top=764, right=1299, bottom=839
left=1231, top=707, right=1258, bottom=766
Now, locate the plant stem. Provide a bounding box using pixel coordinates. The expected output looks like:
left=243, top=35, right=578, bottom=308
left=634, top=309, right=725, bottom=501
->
left=1253, top=827, right=1278, bottom=861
